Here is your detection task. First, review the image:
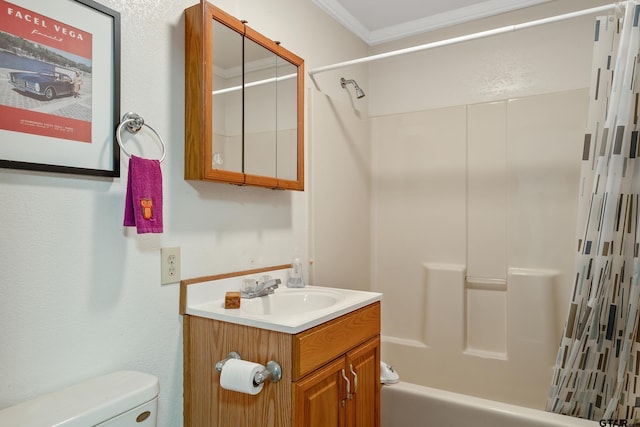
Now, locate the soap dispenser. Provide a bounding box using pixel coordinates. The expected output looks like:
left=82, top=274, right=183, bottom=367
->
left=287, top=257, right=305, bottom=288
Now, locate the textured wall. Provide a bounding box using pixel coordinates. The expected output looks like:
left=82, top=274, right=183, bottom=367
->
left=0, top=1, right=367, bottom=426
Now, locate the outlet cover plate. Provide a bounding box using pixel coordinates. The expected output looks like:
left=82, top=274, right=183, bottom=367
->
left=161, top=247, right=181, bottom=285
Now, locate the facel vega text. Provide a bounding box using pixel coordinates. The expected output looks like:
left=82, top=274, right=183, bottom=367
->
left=6, top=7, right=84, bottom=40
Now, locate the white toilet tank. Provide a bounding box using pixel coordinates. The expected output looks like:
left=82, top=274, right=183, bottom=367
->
left=0, top=371, right=159, bottom=427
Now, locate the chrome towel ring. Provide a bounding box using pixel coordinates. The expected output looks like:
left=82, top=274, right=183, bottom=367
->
left=116, top=112, right=166, bottom=162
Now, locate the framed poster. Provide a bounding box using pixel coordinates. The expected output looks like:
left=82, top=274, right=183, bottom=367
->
left=0, top=0, right=121, bottom=177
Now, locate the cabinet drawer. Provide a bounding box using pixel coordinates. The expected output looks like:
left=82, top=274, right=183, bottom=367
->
left=292, top=302, right=380, bottom=380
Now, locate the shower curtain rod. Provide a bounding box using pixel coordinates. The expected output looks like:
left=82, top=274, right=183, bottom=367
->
left=308, top=2, right=629, bottom=76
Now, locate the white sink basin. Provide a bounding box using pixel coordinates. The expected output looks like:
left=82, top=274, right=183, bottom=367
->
left=240, top=289, right=344, bottom=315
left=186, top=279, right=382, bottom=334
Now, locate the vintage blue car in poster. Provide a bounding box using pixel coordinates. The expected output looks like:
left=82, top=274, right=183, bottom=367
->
left=8, top=70, right=74, bottom=100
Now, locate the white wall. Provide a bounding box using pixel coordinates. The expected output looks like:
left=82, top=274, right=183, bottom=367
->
left=0, top=1, right=367, bottom=426
left=309, top=88, right=371, bottom=291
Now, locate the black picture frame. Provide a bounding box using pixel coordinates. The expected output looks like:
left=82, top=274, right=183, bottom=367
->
left=0, top=0, right=121, bottom=177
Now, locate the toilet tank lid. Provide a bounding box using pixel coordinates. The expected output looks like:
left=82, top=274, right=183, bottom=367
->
left=0, top=371, right=159, bottom=427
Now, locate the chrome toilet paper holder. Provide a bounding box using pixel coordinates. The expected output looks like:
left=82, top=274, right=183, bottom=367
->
left=215, top=351, right=283, bottom=386
left=215, top=351, right=242, bottom=372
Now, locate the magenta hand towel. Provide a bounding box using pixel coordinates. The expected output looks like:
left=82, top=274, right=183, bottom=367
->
left=124, top=155, right=163, bottom=234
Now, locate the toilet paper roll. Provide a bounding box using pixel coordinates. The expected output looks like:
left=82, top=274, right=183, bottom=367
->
left=219, top=359, right=265, bottom=395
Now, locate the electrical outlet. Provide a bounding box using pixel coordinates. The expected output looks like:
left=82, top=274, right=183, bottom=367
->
left=161, top=247, right=181, bottom=285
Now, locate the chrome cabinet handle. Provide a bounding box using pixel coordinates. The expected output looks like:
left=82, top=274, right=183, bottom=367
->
left=349, top=364, right=358, bottom=395
left=341, top=368, right=352, bottom=400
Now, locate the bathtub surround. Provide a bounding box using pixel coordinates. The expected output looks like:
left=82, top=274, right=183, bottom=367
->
left=547, top=3, right=640, bottom=421
left=362, top=89, right=587, bottom=408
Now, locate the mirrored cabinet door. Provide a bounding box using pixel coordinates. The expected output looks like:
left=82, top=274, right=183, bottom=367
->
left=185, top=0, right=304, bottom=190
left=243, top=30, right=278, bottom=181
left=276, top=57, right=299, bottom=182
left=211, top=19, right=243, bottom=174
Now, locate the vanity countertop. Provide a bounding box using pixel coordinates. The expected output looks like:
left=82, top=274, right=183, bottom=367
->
left=183, top=269, right=382, bottom=334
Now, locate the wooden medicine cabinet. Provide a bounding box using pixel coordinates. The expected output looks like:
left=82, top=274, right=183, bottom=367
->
left=184, top=1, right=305, bottom=190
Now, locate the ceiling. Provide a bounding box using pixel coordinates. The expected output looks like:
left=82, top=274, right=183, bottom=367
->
left=312, top=0, right=552, bottom=45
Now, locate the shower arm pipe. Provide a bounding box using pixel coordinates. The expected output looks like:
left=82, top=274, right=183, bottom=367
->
left=308, top=2, right=629, bottom=77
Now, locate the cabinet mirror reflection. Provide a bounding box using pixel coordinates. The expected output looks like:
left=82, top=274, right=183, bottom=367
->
left=185, top=1, right=304, bottom=190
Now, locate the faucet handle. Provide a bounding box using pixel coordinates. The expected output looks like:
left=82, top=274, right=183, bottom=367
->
left=257, top=274, right=272, bottom=283
left=242, top=278, right=258, bottom=294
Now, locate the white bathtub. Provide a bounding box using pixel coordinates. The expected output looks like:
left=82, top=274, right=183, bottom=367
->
left=381, top=382, right=600, bottom=427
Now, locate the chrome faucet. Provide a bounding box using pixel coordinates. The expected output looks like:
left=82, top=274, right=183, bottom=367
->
left=241, top=278, right=281, bottom=299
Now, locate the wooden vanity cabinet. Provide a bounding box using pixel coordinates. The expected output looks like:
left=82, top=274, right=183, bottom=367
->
left=183, top=302, right=380, bottom=427
left=293, top=336, right=380, bottom=427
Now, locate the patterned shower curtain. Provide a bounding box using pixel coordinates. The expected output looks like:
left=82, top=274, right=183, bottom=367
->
left=546, top=2, right=640, bottom=422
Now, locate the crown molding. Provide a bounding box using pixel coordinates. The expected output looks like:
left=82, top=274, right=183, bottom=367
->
left=313, top=0, right=552, bottom=45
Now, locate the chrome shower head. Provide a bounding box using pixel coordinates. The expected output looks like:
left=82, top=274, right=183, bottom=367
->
left=340, top=77, right=366, bottom=99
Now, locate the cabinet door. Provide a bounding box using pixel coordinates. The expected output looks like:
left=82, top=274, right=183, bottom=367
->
left=293, top=357, right=346, bottom=427
left=346, top=336, right=380, bottom=427
left=184, top=2, right=304, bottom=190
